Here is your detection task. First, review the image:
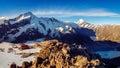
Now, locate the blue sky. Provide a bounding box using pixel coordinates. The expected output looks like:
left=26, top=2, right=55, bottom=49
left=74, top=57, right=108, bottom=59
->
left=0, top=0, right=120, bottom=24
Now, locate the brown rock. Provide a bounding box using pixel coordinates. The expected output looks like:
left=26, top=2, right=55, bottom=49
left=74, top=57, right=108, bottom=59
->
left=19, top=39, right=104, bottom=68
left=22, top=61, right=32, bottom=68
left=21, top=53, right=33, bottom=58
left=8, top=48, right=14, bottom=53
left=10, top=62, right=17, bottom=68
left=0, top=48, right=4, bottom=52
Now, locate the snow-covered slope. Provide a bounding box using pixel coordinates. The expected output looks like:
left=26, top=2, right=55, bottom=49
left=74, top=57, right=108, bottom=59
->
left=0, top=12, right=77, bottom=42
left=0, top=42, right=40, bottom=68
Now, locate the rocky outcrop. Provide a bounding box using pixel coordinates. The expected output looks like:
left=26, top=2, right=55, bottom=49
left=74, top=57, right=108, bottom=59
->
left=20, top=39, right=104, bottom=68
left=22, top=61, right=32, bottom=68
left=10, top=62, right=17, bottom=68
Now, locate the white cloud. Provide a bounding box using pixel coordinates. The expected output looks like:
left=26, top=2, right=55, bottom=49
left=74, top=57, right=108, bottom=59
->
left=33, top=9, right=119, bottom=17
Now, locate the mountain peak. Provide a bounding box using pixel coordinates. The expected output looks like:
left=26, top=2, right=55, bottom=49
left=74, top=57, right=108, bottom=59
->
left=23, top=12, right=34, bottom=17
left=77, top=19, right=92, bottom=28
left=19, top=12, right=35, bottom=17
left=77, top=19, right=90, bottom=25
left=77, top=19, right=85, bottom=24
left=0, top=17, right=8, bottom=24
left=15, top=12, right=36, bottom=21
left=0, top=17, right=8, bottom=21
left=19, top=12, right=36, bottom=18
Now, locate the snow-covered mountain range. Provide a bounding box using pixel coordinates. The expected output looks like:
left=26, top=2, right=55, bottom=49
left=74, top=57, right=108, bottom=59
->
left=0, top=12, right=95, bottom=43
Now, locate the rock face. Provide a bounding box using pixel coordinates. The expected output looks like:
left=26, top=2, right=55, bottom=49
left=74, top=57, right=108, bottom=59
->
left=29, top=40, right=104, bottom=68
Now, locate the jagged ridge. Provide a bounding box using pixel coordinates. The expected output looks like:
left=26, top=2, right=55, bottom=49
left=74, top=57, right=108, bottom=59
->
left=0, top=12, right=95, bottom=43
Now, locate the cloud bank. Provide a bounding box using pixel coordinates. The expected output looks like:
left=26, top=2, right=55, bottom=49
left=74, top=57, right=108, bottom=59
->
left=33, top=9, right=119, bottom=17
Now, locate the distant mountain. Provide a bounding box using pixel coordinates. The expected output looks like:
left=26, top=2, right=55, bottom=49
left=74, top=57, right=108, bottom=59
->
left=0, top=12, right=95, bottom=43
left=77, top=19, right=92, bottom=28
left=77, top=19, right=100, bottom=30
left=77, top=19, right=120, bottom=43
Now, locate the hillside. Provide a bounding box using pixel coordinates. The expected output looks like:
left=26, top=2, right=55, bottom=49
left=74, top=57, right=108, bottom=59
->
left=77, top=20, right=120, bottom=43
left=95, top=25, right=120, bottom=43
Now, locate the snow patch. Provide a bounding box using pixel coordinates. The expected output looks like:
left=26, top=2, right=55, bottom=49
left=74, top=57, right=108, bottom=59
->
left=0, top=42, right=40, bottom=68
left=16, top=15, right=30, bottom=22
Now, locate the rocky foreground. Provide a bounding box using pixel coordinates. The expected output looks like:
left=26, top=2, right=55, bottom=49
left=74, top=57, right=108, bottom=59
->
left=11, top=40, right=105, bottom=68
